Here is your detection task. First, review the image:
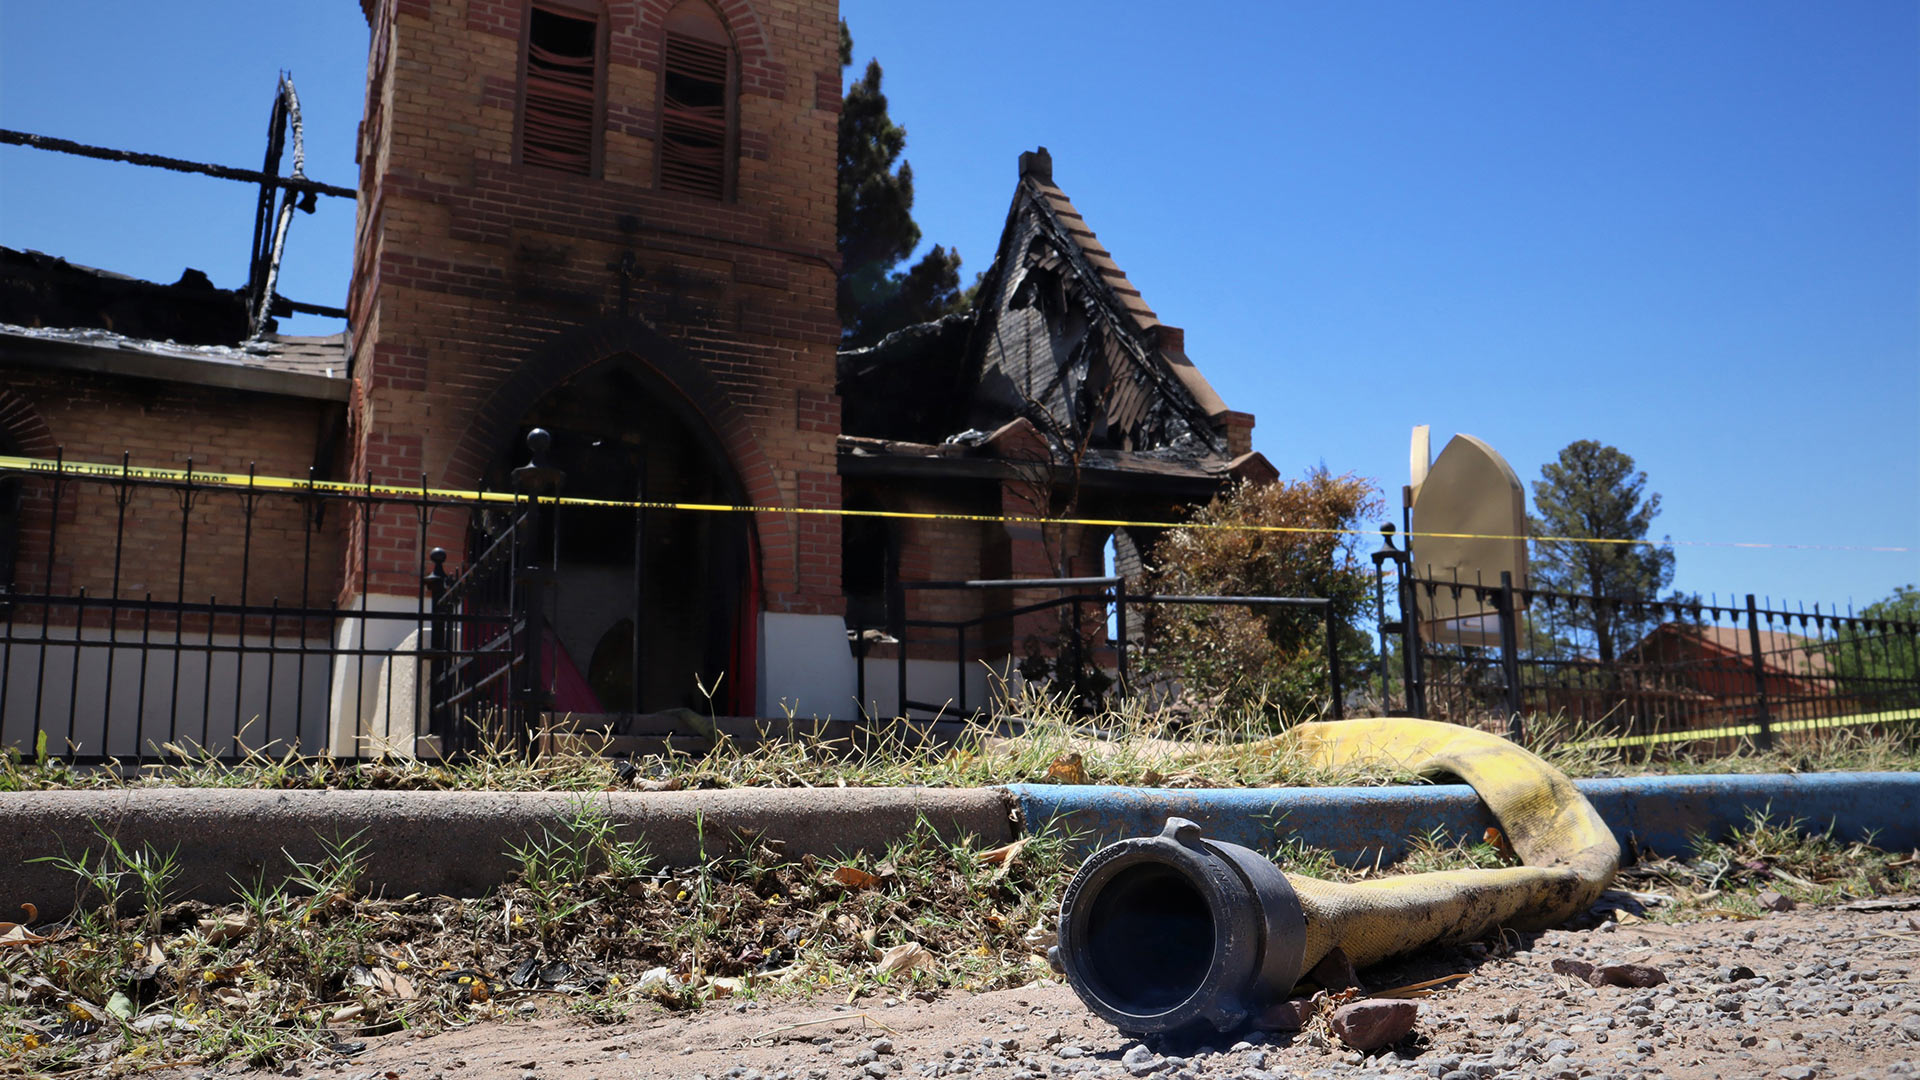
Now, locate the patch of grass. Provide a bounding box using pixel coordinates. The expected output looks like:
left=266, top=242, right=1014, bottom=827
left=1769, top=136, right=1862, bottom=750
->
left=1530, top=713, right=1920, bottom=779
left=1618, top=808, right=1920, bottom=921
left=0, top=690, right=1420, bottom=796
left=5, top=690, right=1914, bottom=797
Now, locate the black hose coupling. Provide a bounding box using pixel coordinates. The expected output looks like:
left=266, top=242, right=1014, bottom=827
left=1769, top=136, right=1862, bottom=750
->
left=1053, top=817, right=1306, bottom=1035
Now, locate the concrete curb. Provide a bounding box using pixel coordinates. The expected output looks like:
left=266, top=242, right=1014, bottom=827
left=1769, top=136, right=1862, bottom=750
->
left=2, top=787, right=1019, bottom=919
left=9, top=773, right=1916, bottom=920
left=1007, top=771, right=1920, bottom=864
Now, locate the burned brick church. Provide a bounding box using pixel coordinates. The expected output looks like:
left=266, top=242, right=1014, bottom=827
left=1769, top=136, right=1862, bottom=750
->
left=0, top=0, right=1267, bottom=758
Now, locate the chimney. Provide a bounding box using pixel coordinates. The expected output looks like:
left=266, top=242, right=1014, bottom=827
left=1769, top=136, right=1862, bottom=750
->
left=1018, top=146, right=1053, bottom=183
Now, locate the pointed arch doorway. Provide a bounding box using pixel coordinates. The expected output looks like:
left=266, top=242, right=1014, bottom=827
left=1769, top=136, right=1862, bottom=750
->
left=480, top=353, right=758, bottom=719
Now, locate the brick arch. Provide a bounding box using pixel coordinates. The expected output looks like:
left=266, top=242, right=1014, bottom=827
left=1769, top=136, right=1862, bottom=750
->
left=610, top=0, right=785, bottom=98
left=443, top=316, right=781, bottom=716
left=0, top=387, right=58, bottom=459
left=443, top=314, right=784, bottom=537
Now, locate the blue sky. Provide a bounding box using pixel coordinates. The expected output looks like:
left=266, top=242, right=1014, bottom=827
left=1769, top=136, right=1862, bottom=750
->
left=2, top=1, right=1915, bottom=609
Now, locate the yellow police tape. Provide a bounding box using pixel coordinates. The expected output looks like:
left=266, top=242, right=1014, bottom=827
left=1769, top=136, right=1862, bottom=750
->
left=1564, top=706, right=1920, bottom=752
left=0, top=453, right=1911, bottom=554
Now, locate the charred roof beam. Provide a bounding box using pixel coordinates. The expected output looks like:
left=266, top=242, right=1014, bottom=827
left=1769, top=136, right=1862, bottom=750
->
left=0, top=128, right=354, bottom=200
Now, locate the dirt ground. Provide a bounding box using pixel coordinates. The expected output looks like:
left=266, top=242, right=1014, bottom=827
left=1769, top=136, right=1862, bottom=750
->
left=175, top=898, right=1920, bottom=1080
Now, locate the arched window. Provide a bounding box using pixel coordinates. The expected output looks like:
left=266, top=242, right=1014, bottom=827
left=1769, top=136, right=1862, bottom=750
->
left=658, top=1, right=735, bottom=199
left=521, top=2, right=604, bottom=175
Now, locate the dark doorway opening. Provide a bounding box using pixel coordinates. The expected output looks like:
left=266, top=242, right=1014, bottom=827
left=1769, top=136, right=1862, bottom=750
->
left=482, top=354, right=756, bottom=717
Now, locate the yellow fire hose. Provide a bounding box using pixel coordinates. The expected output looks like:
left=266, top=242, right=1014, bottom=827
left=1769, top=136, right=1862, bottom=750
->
left=1054, top=717, right=1620, bottom=1034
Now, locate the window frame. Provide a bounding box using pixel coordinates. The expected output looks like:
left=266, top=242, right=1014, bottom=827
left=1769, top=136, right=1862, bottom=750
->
left=654, top=1, right=739, bottom=201
left=515, top=0, right=610, bottom=178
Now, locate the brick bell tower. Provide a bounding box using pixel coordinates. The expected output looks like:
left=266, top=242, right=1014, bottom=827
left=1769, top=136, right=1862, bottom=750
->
left=335, top=0, right=851, bottom=743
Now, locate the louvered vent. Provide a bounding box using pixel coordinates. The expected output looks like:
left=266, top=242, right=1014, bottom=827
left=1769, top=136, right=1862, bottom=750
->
left=660, top=32, right=729, bottom=197
left=523, top=6, right=597, bottom=175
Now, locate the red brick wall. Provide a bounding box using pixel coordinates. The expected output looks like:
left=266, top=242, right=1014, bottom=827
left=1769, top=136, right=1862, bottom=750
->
left=1, top=371, right=345, bottom=636
left=350, top=0, right=844, bottom=616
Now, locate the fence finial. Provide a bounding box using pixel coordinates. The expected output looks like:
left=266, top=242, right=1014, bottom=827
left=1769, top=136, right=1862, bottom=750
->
left=512, top=428, right=564, bottom=497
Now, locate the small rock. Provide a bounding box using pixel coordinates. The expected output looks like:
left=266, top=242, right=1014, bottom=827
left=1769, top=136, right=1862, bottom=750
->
left=1595, top=964, right=1668, bottom=988
left=1776, top=1068, right=1816, bottom=1080
left=869, top=1039, right=894, bottom=1055
left=1327, top=999, right=1418, bottom=1052
left=1121, top=1043, right=1163, bottom=1076
left=1552, top=958, right=1597, bottom=982
left=1758, top=890, right=1797, bottom=912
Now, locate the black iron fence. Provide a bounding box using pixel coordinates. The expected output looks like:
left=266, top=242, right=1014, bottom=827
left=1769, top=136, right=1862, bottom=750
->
left=1373, top=540, right=1920, bottom=751
left=0, top=435, right=562, bottom=765
left=854, top=574, right=1345, bottom=723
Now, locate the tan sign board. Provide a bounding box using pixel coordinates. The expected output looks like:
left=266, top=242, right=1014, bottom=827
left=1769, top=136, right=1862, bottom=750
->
left=1408, top=432, right=1528, bottom=648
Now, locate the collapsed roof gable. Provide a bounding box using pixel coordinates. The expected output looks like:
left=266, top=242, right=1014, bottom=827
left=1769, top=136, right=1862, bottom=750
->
left=962, top=148, right=1231, bottom=458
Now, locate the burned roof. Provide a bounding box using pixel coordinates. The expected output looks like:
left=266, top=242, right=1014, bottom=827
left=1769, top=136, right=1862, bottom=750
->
left=1, top=246, right=249, bottom=345
left=0, top=323, right=349, bottom=401
left=837, top=148, right=1243, bottom=470
left=0, top=246, right=346, bottom=400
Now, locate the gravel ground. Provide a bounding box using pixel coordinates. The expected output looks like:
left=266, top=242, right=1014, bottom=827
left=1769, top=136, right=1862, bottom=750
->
left=189, top=899, right=1920, bottom=1080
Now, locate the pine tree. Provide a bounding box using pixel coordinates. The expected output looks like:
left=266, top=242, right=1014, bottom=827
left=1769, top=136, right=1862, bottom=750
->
left=836, top=21, right=965, bottom=346
left=1528, top=440, right=1676, bottom=663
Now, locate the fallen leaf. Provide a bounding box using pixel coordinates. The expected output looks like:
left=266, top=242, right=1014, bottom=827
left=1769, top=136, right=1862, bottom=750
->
left=0, top=924, right=50, bottom=947
left=1046, top=754, right=1088, bottom=785
left=370, top=968, right=415, bottom=1001
left=197, top=912, right=256, bottom=945
left=0, top=903, right=49, bottom=947
left=327, top=1004, right=364, bottom=1024
left=831, top=865, right=880, bottom=890
left=0, top=902, right=37, bottom=931
left=872, top=941, right=934, bottom=977
left=976, top=837, right=1030, bottom=868
left=1483, top=827, right=1519, bottom=864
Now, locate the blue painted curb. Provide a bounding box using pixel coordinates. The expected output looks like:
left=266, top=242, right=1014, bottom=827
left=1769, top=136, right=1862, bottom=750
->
left=1006, top=772, right=1920, bottom=866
